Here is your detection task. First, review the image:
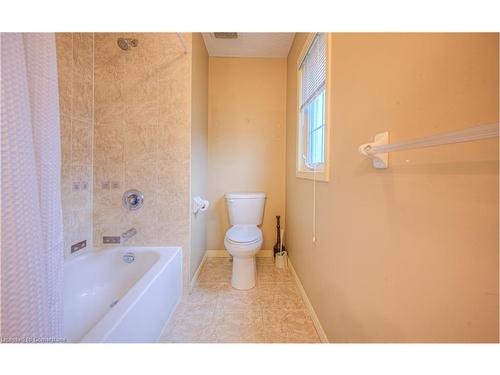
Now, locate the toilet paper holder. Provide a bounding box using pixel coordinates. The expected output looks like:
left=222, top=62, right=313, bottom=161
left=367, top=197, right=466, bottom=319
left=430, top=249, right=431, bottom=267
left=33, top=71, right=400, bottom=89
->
left=192, top=196, right=209, bottom=214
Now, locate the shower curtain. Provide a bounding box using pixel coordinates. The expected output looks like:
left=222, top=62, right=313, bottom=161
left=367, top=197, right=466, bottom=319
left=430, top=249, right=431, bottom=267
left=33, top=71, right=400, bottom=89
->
left=1, top=33, right=64, bottom=342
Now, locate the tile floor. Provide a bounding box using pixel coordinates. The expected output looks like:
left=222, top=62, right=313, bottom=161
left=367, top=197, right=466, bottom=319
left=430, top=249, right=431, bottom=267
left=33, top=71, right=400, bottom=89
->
left=160, top=257, right=321, bottom=343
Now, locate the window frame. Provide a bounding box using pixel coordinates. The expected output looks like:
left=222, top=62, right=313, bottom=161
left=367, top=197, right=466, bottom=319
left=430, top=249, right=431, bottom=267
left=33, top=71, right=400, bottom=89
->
left=296, top=32, right=331, bottom=182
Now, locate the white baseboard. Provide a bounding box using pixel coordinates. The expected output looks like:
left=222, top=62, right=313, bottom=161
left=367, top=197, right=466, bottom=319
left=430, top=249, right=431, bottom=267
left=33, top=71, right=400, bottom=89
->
left=288, top=259, right=329, bottom=343
left=206, top=249, right=274, bottom=258
left=190, top=251, right=208, bottom=292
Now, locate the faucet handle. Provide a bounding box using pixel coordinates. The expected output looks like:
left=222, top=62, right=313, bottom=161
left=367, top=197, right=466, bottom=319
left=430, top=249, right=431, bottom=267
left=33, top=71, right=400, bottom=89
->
left=121, top=227, right=137, bottom=241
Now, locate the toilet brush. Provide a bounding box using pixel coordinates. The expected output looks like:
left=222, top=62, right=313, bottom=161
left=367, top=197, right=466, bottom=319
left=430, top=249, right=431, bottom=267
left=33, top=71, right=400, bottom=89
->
left=275, top=228, right=287, bottom=269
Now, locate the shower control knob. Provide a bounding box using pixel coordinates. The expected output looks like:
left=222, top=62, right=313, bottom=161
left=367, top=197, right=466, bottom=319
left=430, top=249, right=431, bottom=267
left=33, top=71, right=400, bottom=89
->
left=122, top=189, right=144, bottom=211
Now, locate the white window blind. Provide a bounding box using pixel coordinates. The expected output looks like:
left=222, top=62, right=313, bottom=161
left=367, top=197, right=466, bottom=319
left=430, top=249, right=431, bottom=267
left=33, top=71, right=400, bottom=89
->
left=299, top=33, right=327, bottom=168
left=300, top=33, right=327, bottom=110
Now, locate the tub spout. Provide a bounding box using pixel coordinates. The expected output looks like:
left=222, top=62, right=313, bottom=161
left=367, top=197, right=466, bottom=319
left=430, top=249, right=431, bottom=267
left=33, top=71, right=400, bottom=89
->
left=121, top=227, right=137, bottom=242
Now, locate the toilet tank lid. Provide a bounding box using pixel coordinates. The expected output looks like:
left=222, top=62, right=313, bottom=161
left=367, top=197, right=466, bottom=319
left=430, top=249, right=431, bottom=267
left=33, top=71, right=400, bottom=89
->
left=225, top=191, right=266, bottom=199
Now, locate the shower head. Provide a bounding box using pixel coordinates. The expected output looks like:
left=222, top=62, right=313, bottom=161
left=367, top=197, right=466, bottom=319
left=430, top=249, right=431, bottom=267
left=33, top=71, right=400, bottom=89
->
left=117, top=38, right=138, bottom=51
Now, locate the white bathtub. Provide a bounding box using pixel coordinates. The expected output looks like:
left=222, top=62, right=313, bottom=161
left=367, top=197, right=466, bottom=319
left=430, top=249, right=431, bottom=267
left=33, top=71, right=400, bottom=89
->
left=64, top=246, right=182, bottom=343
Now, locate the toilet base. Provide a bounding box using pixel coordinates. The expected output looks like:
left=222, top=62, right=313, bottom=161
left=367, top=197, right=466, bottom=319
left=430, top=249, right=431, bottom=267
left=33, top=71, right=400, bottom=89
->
left=231, top=256, right=256, bottom=290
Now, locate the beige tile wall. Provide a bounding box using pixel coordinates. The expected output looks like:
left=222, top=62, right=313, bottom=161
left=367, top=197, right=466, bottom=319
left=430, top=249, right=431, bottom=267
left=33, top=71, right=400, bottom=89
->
left=57, top=32, right=196, bottom=288
left=56, top=33, right=94, bottom=257
left=92, top=33, right=192, bottom=288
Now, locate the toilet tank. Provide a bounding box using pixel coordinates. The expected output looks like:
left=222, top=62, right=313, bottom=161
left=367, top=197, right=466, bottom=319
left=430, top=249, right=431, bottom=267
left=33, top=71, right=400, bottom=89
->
left=225, top=192, right=266, bottom=225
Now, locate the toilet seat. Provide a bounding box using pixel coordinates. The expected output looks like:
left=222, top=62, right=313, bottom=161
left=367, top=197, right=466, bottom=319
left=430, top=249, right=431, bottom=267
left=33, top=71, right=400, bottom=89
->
left=224, top=224, right=263, bottom=259
left=225, top=237, right=261, bottom=247
left=224, top=235, right=263, bottom=258
left=225, top=225, right=262, bottom=244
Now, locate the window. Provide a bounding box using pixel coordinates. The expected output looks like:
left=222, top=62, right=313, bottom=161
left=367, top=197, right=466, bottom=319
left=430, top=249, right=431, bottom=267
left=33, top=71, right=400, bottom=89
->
left=297, top=33, right=330, bottom=181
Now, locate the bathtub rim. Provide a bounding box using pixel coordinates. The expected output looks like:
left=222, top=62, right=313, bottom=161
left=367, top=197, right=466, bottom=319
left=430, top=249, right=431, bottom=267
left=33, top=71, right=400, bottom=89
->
left=64, top=246, right=182, bottom=343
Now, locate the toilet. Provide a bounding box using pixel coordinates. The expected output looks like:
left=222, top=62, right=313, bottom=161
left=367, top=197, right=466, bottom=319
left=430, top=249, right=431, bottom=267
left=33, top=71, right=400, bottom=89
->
left=224, top=191, right=266, bottom=290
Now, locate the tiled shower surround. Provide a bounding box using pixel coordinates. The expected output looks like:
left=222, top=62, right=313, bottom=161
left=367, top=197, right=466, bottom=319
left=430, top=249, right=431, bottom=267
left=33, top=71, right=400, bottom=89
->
left=57, top=33, right=193, bottom=286
left=93, top=33, right=191, bottom=264
left=56, top=33, right=94, bottom=257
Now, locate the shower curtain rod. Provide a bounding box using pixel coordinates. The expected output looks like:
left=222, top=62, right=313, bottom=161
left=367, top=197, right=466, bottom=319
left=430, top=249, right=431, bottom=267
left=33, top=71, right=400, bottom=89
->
left=176, top=32, right=188, bottom=54
left=358, top=122, right=499, bottom=169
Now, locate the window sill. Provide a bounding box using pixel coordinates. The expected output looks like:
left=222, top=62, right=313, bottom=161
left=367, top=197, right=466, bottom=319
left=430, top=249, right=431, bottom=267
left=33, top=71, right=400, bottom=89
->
left=296, top=169, right=329, bottom=182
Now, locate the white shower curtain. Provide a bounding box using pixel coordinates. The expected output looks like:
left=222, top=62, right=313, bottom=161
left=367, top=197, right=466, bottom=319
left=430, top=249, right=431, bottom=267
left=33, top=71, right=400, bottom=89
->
left=1, top=33, right=64, bottom=342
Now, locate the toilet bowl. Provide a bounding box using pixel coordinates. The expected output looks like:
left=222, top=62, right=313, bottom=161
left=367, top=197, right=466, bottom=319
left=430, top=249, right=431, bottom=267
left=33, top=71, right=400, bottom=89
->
left=224, top=225, right=263, bottom=289
left=224, top=192, right=266, bottom=290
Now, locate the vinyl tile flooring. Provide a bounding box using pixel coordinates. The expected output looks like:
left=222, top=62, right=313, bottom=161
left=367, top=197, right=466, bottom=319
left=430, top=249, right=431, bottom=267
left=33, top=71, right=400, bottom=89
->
left=160, top=257, right=321, bottom=343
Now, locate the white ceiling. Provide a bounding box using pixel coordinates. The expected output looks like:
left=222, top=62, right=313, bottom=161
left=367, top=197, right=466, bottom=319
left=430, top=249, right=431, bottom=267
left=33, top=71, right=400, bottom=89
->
left=202, top=33, right=295, bottom=58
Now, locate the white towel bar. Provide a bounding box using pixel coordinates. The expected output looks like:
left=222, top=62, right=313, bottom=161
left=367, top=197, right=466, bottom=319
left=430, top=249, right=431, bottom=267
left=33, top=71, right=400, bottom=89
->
left=359, top=123, right=499, bottom=169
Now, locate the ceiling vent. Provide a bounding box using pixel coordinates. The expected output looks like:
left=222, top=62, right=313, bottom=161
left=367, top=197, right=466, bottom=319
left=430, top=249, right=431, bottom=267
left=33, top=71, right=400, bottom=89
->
left=212, top=32, right=238, bottom=39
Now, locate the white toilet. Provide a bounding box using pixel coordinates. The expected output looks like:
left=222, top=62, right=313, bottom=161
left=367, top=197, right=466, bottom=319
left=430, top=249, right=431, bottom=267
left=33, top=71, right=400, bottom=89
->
left=224, top=191, right=266, bottom=290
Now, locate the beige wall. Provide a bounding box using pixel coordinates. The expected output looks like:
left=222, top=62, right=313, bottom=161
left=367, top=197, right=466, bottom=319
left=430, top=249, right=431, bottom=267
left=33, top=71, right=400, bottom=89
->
left=207, top=57, right=287, bottom=251
left=190, top=33, right=209, bottom=279
left=56, top=33, right=94, bottom=258
left=92, top=33, right=192, bottom=289
left=286, top=33, right=499, bottom=342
